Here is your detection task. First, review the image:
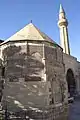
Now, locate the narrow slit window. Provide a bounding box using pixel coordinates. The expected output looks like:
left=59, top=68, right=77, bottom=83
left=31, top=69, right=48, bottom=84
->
left=2, top=67, right=5, bottom=77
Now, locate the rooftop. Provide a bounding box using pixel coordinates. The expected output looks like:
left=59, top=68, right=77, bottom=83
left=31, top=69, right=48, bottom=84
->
left=5, top=23, right=57, bottom=44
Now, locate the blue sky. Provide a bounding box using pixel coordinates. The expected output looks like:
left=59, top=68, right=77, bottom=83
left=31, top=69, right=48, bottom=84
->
left=0, top=0, right=80, bottom=60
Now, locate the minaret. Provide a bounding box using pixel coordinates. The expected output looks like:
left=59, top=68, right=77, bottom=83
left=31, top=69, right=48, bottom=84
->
left=58, top=4, right=70, bottom=55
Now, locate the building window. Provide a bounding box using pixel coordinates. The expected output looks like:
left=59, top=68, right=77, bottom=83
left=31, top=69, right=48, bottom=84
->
left=49, top=88, right=51, bottom=92
left=52, top=98, right=54, bottom=104
left=49, top=98, right=54, bottom=105
left=2, top=67, right=5, bottom=77
left=49, top=100, right=52, bottom=105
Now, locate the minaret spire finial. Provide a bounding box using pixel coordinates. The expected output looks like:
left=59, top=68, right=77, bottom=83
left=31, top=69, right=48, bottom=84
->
left=58, top=4, right=70, bottom=55
left=59, top=4, right=65, bottom=13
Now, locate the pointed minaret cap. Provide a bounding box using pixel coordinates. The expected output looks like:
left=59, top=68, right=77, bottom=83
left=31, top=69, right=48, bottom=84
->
left=59, top=4, right=65, bottom=13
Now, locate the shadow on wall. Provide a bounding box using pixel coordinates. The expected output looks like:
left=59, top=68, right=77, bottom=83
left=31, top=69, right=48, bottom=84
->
left=0, top=45, right=68, bottom=120
left=2, top=44, right=45, bottom=113
left=2, top=44, right=44, bottom=79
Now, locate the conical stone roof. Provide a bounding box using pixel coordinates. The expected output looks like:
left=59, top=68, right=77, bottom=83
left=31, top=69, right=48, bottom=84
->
left=5, top=23, right=57, bottom=45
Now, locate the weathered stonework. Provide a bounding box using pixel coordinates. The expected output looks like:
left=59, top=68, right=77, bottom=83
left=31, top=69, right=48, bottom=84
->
left=0, top=39, right=68, bottom=119
left=63, top=53, right=80, bottom=94
left=0, top=5, right=79, bottom=120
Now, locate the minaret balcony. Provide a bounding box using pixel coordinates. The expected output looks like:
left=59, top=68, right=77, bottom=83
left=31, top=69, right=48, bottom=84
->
left=58, top=19, right=68, bottom=27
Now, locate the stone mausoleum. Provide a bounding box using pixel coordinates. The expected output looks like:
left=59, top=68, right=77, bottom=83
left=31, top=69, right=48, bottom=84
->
left=0, top=4, right=79, bottom=120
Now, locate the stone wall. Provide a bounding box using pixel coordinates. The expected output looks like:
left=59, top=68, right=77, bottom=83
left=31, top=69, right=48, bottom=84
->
left=1, top=42, right=49, bottom=113
left=44, top=45, right=68, bottom=119
left=45, top=45, right=67, bottom=104
left=0, top=41, right=68, bottom=119
left=63, top=53, right=80, bottom=93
